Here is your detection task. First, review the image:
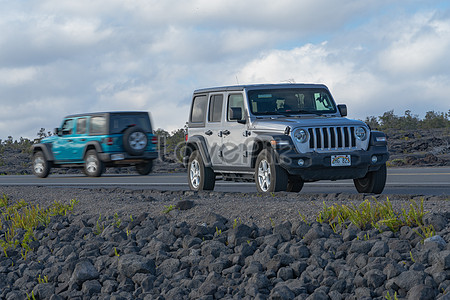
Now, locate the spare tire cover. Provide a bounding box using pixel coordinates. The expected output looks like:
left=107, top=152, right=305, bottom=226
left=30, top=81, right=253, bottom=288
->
left=122, top=126, right=148, bottom=156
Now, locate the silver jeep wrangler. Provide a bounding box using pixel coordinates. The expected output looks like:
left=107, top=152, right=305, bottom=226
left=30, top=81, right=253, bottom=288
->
left=184, top=84, right=389, bottom=193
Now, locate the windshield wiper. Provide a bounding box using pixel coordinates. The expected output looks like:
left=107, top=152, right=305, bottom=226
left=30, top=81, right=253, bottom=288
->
left=256, top=112, right=292, bottom=117
left=288, top=110, right=323, bottom=116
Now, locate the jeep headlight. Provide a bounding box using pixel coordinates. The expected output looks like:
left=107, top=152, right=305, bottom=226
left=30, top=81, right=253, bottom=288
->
left=355, top=127, right=367, bottom=141
left=294, top=129, right=308, bottom=143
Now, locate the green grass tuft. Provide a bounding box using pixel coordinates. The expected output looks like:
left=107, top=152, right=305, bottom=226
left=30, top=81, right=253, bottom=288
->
left=0, top=194, right=78, bottom=259
left=316, top=198, right=433, bottom=242
left=162, top=204, right=175, bottom=214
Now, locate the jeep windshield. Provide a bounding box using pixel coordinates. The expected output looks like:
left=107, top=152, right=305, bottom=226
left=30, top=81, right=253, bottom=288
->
left=248, top=88, right=337, bottom=116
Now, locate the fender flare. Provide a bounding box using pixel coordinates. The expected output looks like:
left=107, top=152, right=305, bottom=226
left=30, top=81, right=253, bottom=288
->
left=31, top=144, right=55, bottom=161
left=82, top=141, right=104, bottom=158
left=250, top=134, right=287, bottom=168
left=185, top=135, right=212, bottom=167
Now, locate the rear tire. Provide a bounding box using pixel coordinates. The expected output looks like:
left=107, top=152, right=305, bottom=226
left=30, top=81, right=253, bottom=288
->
left=84, top=150, right=104, bottom=177
left=255, top=149, right=288, bottom=193
left=354, top=164, right=387, bottom=194
left=32, top=151, right=51, bottom=178
left=188, top=150, right=215, bottom=191
left=287, top=176, right=304, bottom=193
left=136, top=161, right=153, bottom=175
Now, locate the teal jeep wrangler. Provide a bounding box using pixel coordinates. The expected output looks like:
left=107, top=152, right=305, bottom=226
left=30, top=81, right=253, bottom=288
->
left=31, top=111, right=158, bottom=177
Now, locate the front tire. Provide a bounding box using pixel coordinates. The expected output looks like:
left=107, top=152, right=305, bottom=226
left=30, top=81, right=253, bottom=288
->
left=255, top=149, right=288, bottom=193
left=32, top=151, right=51, bottom=178
left=136, top=161, right=153, bottom=175
left=84, top=150, right=104, bottom=177
left=188, top=150, right=215, bottom=191
left=354, top=164, right=387, bottom=194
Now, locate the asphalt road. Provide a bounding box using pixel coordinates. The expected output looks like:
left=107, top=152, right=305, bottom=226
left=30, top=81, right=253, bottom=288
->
left=0, top=167, right=449, bottom=196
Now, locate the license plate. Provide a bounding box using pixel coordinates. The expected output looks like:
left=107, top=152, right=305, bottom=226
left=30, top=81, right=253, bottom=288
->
left=331, top=155, right=351, bottom=167
left=111, top=154, right=125, bottom=161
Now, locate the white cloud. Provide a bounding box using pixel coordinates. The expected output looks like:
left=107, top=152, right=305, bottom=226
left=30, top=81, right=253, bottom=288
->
left=0, top=67, right=38, bottom=86
left=237, top=42, right=350, bottom=84
left=378, top=12, right=450, bottom=77
left=235, top=8, right=450, bottom=120
left=120, top=0, right=388, bottom=32
left=0, top=1, right=449, bottom=140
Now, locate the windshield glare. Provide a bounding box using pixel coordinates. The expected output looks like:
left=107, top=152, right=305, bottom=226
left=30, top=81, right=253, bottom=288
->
left=248, top=89, right=337, bottom=115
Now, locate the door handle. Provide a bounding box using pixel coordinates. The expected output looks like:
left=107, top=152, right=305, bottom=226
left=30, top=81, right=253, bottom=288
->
left=243, top=131, right=251, bottom=137
left=67, top=139, right=73, bottom=142
left=222, top=130, right=230, bottom=136
left=205, top=130, right=213, bottom=136
left=80, top=139, right=86, bottom=142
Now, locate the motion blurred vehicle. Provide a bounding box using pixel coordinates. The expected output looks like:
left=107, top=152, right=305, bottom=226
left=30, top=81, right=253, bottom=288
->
left=184, top=84, right=389, bottom=193
left=31, top=111, right=158, bottom=177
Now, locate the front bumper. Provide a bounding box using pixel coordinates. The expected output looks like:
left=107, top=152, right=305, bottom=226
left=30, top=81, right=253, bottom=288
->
left=98, top=151, right=158, bottom=163
left=279, top=145, right=389, bottom=181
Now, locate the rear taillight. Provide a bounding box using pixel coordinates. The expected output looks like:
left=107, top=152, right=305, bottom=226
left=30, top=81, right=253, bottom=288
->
left=185, top=134, right=188, bottom=141
left=151, top=136, right=158, bottom=144
left=105, top=137, right=114, bottom=146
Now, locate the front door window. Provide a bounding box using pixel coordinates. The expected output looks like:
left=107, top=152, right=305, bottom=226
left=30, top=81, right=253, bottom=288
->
left=54, top=119, right=75, bottom=161
left=61, top=119, right=74, bottom=135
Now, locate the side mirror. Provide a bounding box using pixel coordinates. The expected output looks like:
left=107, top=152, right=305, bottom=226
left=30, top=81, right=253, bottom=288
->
left=54, top=128, right=61, bottom=136
left=338, top=104, right=347, bottom=117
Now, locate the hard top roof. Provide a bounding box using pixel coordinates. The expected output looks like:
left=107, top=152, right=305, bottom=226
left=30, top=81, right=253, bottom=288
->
left=64, top=111, right=149, bottom=118
left=193, top=83, right=329, bottom=94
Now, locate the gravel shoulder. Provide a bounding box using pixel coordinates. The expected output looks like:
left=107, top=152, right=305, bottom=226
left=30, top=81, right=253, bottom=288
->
left=2, top=186, right=449, bottom=228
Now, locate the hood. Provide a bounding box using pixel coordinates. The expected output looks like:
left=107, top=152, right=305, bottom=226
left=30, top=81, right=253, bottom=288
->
left=41, top=136, right=59, bottom=143
left=250, top=116, right=367, bottom=133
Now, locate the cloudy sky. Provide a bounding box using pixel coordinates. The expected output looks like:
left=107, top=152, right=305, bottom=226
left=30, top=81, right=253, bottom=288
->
left=1, top=0, right=449, bottom=140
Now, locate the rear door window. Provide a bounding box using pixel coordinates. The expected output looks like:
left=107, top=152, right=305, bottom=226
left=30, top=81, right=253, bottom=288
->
left=208, top=94, right=223, bottom=123
left=90, top=116, right=107, bottom=135
left=76, top=118, right=87, bottom=135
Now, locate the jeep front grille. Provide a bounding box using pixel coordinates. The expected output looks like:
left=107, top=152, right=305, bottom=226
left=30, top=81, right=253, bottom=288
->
left=308, top=127, right=356, bottom=150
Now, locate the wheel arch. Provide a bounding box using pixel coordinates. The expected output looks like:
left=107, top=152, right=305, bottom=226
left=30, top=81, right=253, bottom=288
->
left=185, top=136, right=212, bottom=167
left=82, top=141, right=103, bottom=158
left=184, top=142, right=197, bottom=160
left=251, top=136, right=276, bottom=169
left=31, top=144, right=55, bottom=161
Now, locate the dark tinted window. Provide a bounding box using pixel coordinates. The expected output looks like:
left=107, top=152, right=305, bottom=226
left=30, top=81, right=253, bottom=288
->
left=76, top=118, right=87, bottom=134
left=90, top=116, right=107, bottom=135
left=208, top=94, right=223, bottom=122
left=110, top=114, right=151, bottom=134
left=191, top=95, right=207, bottom=123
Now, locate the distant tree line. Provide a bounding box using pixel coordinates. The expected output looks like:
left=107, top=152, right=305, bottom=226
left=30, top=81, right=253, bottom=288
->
left=153, top=128, right=186, bottom=160
left=365, top=110, right=450, bottom=131
left=0, top=136, right=33, bottom=154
